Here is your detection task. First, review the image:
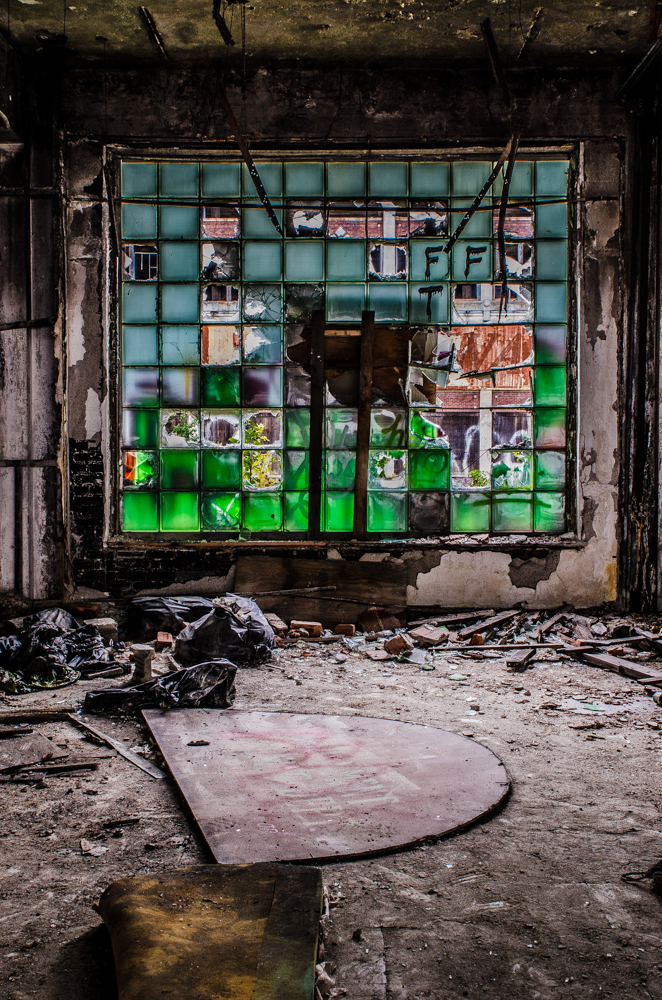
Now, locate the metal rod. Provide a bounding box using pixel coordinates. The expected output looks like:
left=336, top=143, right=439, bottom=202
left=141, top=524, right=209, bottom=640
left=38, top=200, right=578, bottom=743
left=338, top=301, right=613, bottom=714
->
left=497, top=132, right=521, bottom=320
left=353, top=310, right=375, bottom=540
left=138, top=7, right=169, bottom=63
left=213, top=0, right=235, bottom=44
left=616, top=36, right=662, bottom=99
left=517, top=7, right=543, bottom=60
left=443, top=135, right=516, bottom=255
left=307, top=310, right=325, bottom=540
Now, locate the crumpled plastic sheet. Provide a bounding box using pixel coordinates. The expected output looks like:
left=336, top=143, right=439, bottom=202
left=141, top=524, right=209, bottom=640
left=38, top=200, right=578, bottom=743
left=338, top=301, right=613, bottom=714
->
left=129, top=596, right=215, bottom=640
left=82, top=660, right=237, bottom=714
left=174, top=594, right=275, bottom=667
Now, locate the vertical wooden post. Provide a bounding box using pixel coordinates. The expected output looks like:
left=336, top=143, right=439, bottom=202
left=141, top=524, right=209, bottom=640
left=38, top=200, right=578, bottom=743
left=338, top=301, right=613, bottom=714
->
left=307, top=310, right=325, bottom=539
left=353, top=310, right=375, bottom=539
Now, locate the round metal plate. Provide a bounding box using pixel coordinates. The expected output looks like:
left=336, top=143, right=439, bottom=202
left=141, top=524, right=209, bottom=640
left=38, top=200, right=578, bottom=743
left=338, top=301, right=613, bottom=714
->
left=144, top=710, right=510, bottom=863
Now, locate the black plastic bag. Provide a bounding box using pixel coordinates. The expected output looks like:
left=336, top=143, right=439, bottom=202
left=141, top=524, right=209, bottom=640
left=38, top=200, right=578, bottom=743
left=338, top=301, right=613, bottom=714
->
left=129, top=596, right=215, bottom=640
left=83, top=660, right=237, bottom=714
left=173, top=594, right=274, bottom=667
left=0, top=608, right=106, bottom=693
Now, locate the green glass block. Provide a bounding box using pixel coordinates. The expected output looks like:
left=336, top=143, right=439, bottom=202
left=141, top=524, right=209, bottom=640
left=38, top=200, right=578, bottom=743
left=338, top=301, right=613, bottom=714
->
left=324, top=491, right=354, bottom=531
left=160, top=162, right=198, bottom=198
left=202, top=368, right=241, bottom=406
left=325, top=451, right=355, bottom=489
left=326, top=242, right=366, bottom=280
left=410, top=162, right=450, bottom=197
left=160, top=242, right=198, bottom=281
left=367, top=491, right=407, bottom=532
left=122, top=203, right=157, bottom=240
left=202, top=449, right=241, bottom=488
left=161, top=492, right=200, bottom=531
left=123, top=283, right=157, bottom=322
left=122, top=162, right=157, bottom=199
left=122, top=492, right=158, bottom=531
left=492, top=492, right=532, bottom=532
left=123, top=368, right=159, bottom=407
left=327, top=162, right=366, bottom=197
left=326, top=409, right=358, bottom=449
left=122, top=450, right=158, bottom=490
left=242, top=203, right=283, bottom=239
left=326, top=283, right=366, bottom=322
left=243, top=326, right=282, bottom=364
left=123, top=325, right=157, bottom=365
left=285, top=241, right=324, bottom=281
left=409, top=410, right=448, bottom=449
left=535, top=161, right=569, bottom=196
left=285, top=409, right=310, bottom=447
left=243, top=493, right=283, bottom=531
left=452, top=240, right=492, bottom=282
left=534, top=408, right=566, bottom=448
left=450, top=491, right=490, bottom=532
left=284, top=450, right=309, bottom=490
left=491, top=451, right=533, bottom=489
left=368, top=162, right=408, bottom=197
left=452, top=162, right=491, bottom=197
left=285, top=162, right=324, bottom=196
left=201, top=492, right=242, bottom=531
left=493, top=161, right=533, bottom=197
left=534, top=366, right=566, bottom=406
left=409, top=450, right=450, bottom=490
left=535, top=240, right=567, bottom=280
left=535, top=325, right=566, bottom=364
left=535, top=283, right=567, bottom=323
left=410, top=241, right=449, bottom=281
left=535, top=203, right=567, bottom=237
left=201, top=162, right=241, bottom=198
left=534, top=491, right=566, bottom=532
left=451, top=200, right=491, bottom=239
left=159, top=205, right=198, bottom=239
left=244, top=241, right=283, bottom=281
left=161, top=450, right=199, bottom=490
left=123, top=409, right=159, bottom=448
left=534, top=450, right=566, bottom=490
left=242, top=162, right=282, bottom=197
left=284, top=491, right=309, bottom=531
left=368, top=283, right=407, bottom=323
left=370, top=408, right=407, bottom=448
left=409, top=283, right=449, bottom=324
left=161, top=326, right=199, bottom=365
left=161, top=284, right=199, bottom=323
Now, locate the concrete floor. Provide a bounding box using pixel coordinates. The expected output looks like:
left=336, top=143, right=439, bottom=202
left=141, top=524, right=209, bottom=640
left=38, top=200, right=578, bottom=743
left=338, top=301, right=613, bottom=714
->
left=1, top=642, right=661, bottom=999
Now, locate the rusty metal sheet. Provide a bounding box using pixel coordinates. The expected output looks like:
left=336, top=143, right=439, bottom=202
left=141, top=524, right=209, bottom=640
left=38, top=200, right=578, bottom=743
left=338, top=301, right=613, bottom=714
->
left=143, top=710, right=509, bottom=863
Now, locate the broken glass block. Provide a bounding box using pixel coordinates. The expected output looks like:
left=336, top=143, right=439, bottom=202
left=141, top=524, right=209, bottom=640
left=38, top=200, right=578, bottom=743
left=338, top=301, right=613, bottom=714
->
left=242, top=409, right=283, bottom=449
left=450, top=491, right=490, bottom=532
left=122, top=244, right=158, bottom=281
left=123, top=368, right=159, bottom=407
left=284, top=283, right=325, bottom=323
left=202, top=450, right=241, bottom=488
left=242, top=450, right=283, bottom=491
left=201, top=410, right=241, bottom=448
left=201, top=325, right=240, bottom=366
left=161, top=450, right=200, bottom=490
left=161, top=368, right=200, bottom=407
left=408, top=409, right=450, bottom=449
left=367, top=200, right=409, bottom=239
left=201, top=367, right=240, bottom=407
left=534, top=408, right=566, bottom=448
left=122, top=451, right=157, bottom=490
left=162, top=326, right=199, bottom=366
left=243, top=325, right=282, bottom=365
left=285, top=365, right=311, bottom=406
left=367, top=491, right=407, bottom=531
left=534, top=491, right=566, bottom=532
left=441, top=411, right=481, bottom=479
left=491, top=450, right=533, bottom=489
left=243, top=493, right=283, bottom=530
left=284, top=450, right=310, bottom=490
left=285, top=409, right=310, bottom=447
left=161, top=492, right=200, bottom=532
left=324, top=492, right=354, bottom=531
left=286, top=200, right=326, bottom=237
left=242, top=367, right=283, bottom=407
left=284, top=492, right=309, bottom=531
left=123, top=409, right=159, bottom=449
left=409, top=201, right=447, bottom=237
left=534, top=450, right=565, bottom=490
left=161, top=410, right=200, bottom=448
left=407, top=367, right=450, bottom=406
left=327, top=201, right=366, bottom=239
left=492, top=492, right=533, bottom=532
left=492, top=410, right=533, bottom=448
left=368, top=243, right=408, bottom=281
left=325, top=409, right=358, bottom=449
left=409, top=450, right=450, bottom=490
left=370, top=408, right=407, bottom=448
left=452, top=283, right=533, bottom=325
left=243, top=283, right=282, bottom=323
left=201, top=492, right=242, bottom=531
left=493, top=241, right=533, bottom=280
left=492, top=205, right=534, bottom=240
left=409, top=492, right=449, bottom=533
left=123, top=325, right=158, bottom=366
left=201, top=284, right=241, bottom=323
left=122, top=492, right=158, bottom=532
left=201, top=204, right=241, bottom=240
left=285, top=241, right=325, bottom=281
left=325, top=451, right=356, bottom=490
left=368, top=450, right=407, bottom=490
left=326, top=370, right=359, bottom=406
left=410, top=330, right=456, bottom=369
left=201, top=241, right=240, bottom=280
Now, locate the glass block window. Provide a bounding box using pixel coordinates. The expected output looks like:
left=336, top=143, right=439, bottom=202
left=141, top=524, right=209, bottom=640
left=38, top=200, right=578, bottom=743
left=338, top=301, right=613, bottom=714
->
left=119, top=157, right=570, bottom=536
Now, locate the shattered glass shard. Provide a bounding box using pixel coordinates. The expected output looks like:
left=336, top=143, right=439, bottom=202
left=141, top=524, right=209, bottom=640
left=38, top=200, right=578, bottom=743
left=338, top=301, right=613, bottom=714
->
left=201, top=241, right=240, bottom=280
left=201, top=410, right=241, bottom=449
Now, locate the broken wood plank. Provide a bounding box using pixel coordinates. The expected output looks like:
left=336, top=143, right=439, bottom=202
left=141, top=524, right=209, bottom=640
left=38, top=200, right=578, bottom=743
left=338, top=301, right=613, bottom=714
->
left=457, top=610, right=520, bottom=639
left=529, top=611, right=568, bottom=640
left=567, top=649, right=662, bottom=682
left=0, top=725, right=33, bottom=739
left=444, top=137, right=516, bottom=255
left=0, top=734, right=67, bottom=773
left=69, top=716, right=165, bottom=780
left=353, top=310, right=375, bottom=540
left=407, top=610, right=496, bottom=628
left=505, top=648, right=536, bottom=671
left=19, top=761, right=100, bottom=775
left=0, top=707, right=77, bottom=724
left=307, top=309, right=325, bottom=540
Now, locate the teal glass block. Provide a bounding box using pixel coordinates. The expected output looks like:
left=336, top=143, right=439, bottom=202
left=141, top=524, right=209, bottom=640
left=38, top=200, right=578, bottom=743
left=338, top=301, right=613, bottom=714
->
left=244, top=284, right=282, bottom=323
left=450, top=491, right=490, bottom=532
left=122, top=450, right=158, bottom=490
left=159, top=205, right=198, bottom=239
left=535, top=283, right=567, bottom=323
left=284, top=450, right=309, bottom=490
left=491, top=451, right=533, bottom=489
left=493, top=161, right=533, bottom=197
left=123, top=283, right=157, bottom=322
left=534, top=491, right=566, bottom=532
left=202, top=449, right=241, bottom=488
left=324, top=492, right=354, bottom=531
left=242, top=161, right=282, bottom=197
left=410, top=240, right=449, bottom=281
left=534, top=450, right=565, bottom=490
left=326, top=283, right=366, bottom=322
left=284, top=162, right=324, bottom=196
left=535, top=161, right=569, bottom=196
left=409, top=410, right=448, bottom=449
left=242, top=203, right=283, bottom=239
left=325, top=451, right=355, bottom=489
left=534, top=366, right=566, bottom=406
left=243, top=326, right=282, bottom=364
left=452, top=162, right=492, bottom=197
left=367, top=491, right=407, bottom=532
left=452, top=240, right=492, bottom=282
left=202, top=367, right=240, bottom=406
left=409, top=283, right=449, bottom=324
left=160, top=242, right=198, bottom=281
left=451, top=200, right=491, bottom=239
left=244, top=241, right=283, bottom=281
left=285, top=241, right=324, bottom=281
left=160, top=162, right=198, bottom=198
left=122, top=203, right=157, bottom=240
left=535, top=240, right=567, bottom=280
left=326, top=409, right=358, bottom=449
left=492, top=492, right=532, bottom=532
left=409, top=450, right=450, bottom=490
left=121, top=162, right=157, bottom=199
left=535, top=203, right=567, bottom=237
left=123, top=325, right=157, bottom=365
left=201, top=162, right=241, bottom=198
left=285, top=409, right=310, bottom=447
left=369, top=283, right=407, bottom=323
left=243, top=493, right=283, bottom=531
left=370, top=408, right=407, bottom=448
left=122, top=492, right=158, bottom=531
left=327, top=162, right=366, bottom=197
left=161, top=450, right=199, bottom=490
left=410, top=162, right=450, bottom=197
left=534, top=408, right=566, bottom=448
left=535, top=325, right=567, bottom=364
left=123, top=368, right=159, bottom=407
left=161, top=284, right=199, bottom=323
left=161, top=492, right=200, bottom=531
left=162, top=367, right=200, bottom=406
left=123, top=409, right=159, bottom=448
left=326, top=242, right=366, bottom=280
left=368, top=162, right=408, bottom=197
left=285, top=491, right=309, bottom=531
left=202, top=492, right=242, bottom=531
left=161, top=326, right=199, bottom=365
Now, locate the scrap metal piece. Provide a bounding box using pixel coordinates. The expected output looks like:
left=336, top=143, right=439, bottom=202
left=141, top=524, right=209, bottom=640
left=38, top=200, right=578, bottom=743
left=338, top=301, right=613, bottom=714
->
left=517, top=7, right=543, bottom=59
left=443, top=135, right=517, bottom=255
left=213, top=0, right=235, bottom=44
left=69, top=715, right=165, bottom=780
left=138, top=7, right=169, bottom=63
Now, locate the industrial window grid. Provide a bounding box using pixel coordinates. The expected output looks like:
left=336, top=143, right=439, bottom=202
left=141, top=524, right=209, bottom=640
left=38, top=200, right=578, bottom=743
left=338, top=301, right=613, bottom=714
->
left=118, top=157, right=569, bottom=537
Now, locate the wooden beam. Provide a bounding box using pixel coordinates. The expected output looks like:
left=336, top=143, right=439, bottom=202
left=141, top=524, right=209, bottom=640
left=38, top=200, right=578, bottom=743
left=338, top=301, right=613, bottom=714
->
left=481, top=17, right=511, bottom=106
left=307, top=309, right=325, bottom=540
left=353, top=310, right=375, bottom=539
